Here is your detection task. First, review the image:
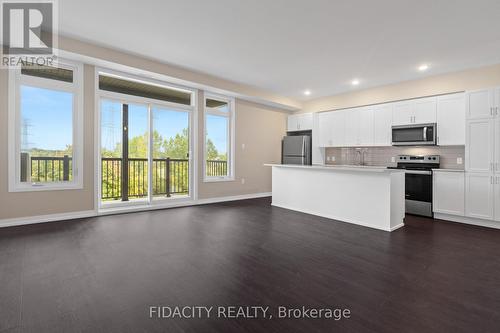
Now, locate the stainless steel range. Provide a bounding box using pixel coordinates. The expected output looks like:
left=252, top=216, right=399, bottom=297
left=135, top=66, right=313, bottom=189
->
left=388, top=155, right=440, bottom=217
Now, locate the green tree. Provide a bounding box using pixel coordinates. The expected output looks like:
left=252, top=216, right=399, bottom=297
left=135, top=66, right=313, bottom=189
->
left=206, top=139, right=220, bottom=160
left=163, top=128, right=189, bottom=159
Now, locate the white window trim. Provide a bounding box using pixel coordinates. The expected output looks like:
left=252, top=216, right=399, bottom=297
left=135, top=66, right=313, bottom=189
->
left=203, top=93, right=235, bottom=182
left=94, top=67, right=197, bottom=210
left=8, top=58, right=84, bottom=192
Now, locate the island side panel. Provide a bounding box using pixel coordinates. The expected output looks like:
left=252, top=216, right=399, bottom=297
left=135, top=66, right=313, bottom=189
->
left=271, top=166, right=395, bottom=231
left=390, top=171, right=406, bottom=231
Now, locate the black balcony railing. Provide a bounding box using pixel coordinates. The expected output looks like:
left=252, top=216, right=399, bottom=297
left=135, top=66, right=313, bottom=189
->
left=22, top=154, right=227, bottom=201
left=27, top=155, right=72, bottom=182
left=100, top=158, right=227, bottom=201
left=206, top=160, right=228, bottom=177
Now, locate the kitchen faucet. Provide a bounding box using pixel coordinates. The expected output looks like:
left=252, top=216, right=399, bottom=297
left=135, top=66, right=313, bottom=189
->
left=355, top=148, right=368, bottom=166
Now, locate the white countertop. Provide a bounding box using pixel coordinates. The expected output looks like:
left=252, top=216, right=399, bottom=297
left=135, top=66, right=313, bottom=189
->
left=432, top=168, right=465, bottom=172
left=264, top=164, right=404, bottom=173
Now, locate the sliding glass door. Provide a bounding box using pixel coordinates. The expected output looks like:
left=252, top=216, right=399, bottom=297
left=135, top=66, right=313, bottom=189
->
left=100, top=99, right=192, bottom=206
left=152, top=106, right=190, bottom=200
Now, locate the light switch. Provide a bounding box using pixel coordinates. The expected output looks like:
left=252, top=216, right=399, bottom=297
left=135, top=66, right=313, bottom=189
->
left=391, top=156, right=396, bottom=163
left=331, top=156, right=336, bottom=162
left=457, top=157, right=463, bottom=165
left=241, top=143, right=245, bottom=150
left=241, top=178, right=245, bottom=184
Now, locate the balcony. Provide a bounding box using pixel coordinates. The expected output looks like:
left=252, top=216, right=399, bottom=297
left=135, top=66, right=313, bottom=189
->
left=21, top=155, right=227, bottom=200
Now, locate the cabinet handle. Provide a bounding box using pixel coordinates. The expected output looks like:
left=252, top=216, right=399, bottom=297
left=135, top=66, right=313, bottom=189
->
left=496, top=176, right=499, bottom=185
left=491, top=176, right=494, bottom=185
left=496, top=107, right=499, bottom=116
left=491, top=107, right=494, bottom=116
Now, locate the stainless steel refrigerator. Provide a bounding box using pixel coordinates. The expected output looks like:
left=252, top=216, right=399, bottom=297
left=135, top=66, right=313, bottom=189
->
left=282, top=135, right=311, bottom=165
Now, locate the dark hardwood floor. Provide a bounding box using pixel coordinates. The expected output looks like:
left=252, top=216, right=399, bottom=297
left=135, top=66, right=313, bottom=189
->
left=1, top=197, right=500, bottom=332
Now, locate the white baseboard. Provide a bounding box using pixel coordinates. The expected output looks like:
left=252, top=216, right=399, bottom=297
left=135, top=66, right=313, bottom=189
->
left=390, top=223, right=405, bottom=231
left=196, top=192, right=272, bottom=205
left=0, top=192, right=272, bottom=228
left=0, top=210, right=96, bottom=228
left=271, top=202, right=400, bottom=232
left=434, top=213, right=500, bottom=230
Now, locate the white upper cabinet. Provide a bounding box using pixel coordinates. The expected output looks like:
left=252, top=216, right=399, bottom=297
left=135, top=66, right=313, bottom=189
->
left=392, top=97, right=436, bottom=125
left=466, top=119, right=495, bottom=172
left=373, top=104, right=393, bottom=146
left=342, top=107, right=374, bottom=146
left=318, top=110, right=347, bottom=147
left=392, top=101, right=414, bottom=125
left=433, top=171, right=465, bottom=216
left=298, top=113, right=313, bottom=130
left=414, top=97, right=437, bottom=124
left=331, top=110, right=347, bottom=147
left=437, top=93, right=465, bottom=145
left=358, top=107, right=374, bottom=146
left=318, top=112, right=334, bottom=147
left=466, top=89, right=495, bottom=119
left=345, top=108, right=360, bottom=146
left=287, top=115, right=298, bottom=131
left=287, top=113, right=313, bottom=131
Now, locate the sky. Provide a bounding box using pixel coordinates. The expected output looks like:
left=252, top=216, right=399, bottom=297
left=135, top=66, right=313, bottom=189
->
left=21, top=85, right=73, bottom=151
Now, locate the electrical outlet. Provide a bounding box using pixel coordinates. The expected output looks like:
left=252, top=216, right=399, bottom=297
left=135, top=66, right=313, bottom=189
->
left=391, top=156, right=396, bottom=163
left=326, top=156, right=331, bottom=161
left=331, top=156, right=336, bottom=162
left=242, top=143, right=245, bottom=150
left=457, top=157, right=463, bottom=165
left=241, top=178, right=245, bottom=184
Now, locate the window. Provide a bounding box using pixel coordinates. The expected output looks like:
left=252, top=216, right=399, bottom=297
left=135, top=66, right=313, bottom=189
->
left=204, top=94, right=235, bottom=181
left=8, top=60, right=83, bottom=191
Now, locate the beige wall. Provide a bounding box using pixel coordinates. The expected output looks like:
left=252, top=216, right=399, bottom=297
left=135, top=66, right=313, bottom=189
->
left=302, top=63, right=500, bottom=113
left=197, top=93, right=286, bottom=199
left=0, top=65, right=95, bottom=220
left=0, top=62, right=287, bottom=220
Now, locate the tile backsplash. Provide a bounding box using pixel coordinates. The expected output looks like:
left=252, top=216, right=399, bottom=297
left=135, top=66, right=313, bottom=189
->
left=325, top=146, right=465, bottom=169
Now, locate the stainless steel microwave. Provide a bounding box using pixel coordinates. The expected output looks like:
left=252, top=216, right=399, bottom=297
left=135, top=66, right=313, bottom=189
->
left=392, top=123, right=436, bottom=146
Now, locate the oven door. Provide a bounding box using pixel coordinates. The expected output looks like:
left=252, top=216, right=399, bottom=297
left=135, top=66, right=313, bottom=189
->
left=405, top=170, right=433, bottom=216
left=392, top=124, right=436, bottom=146
left=405, top=170, right=432, bottom=202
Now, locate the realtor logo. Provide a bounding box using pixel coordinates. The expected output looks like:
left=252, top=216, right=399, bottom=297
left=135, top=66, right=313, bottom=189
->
left=1, top=0, right=57, bottom=67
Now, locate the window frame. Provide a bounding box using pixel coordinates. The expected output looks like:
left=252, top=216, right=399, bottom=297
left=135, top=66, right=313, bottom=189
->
left=95, top=68, right=197, bottom=209
left=8, top=59, right=84, bottom=192
left=203, top=93, right=235, bottom=182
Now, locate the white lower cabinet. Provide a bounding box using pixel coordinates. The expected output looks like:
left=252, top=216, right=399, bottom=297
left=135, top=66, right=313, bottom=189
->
left=465, top=172, right=495, bottom=220
left=495, top=175, right=500, bottom=221
left=433, top=171, right=465, bottom=216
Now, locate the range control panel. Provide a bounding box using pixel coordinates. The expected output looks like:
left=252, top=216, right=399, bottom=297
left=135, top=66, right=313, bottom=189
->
left=396, top=155, right=440, bottom=163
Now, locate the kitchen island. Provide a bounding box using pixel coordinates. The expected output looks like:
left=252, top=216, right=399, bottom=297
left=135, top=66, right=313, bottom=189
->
left=265, top=164, right=405, bottom=232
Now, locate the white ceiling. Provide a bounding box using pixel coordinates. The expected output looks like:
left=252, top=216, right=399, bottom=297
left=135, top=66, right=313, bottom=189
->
left=60, top=0, right=500, bottom=101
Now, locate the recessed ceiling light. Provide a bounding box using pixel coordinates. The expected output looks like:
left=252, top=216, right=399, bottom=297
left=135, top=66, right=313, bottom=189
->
left=303, top=90, right=311, bottom=96
left=418, top=64, right=429, bottom=71
left=351, top=79, right=360, bottom=86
